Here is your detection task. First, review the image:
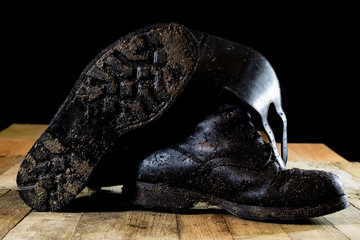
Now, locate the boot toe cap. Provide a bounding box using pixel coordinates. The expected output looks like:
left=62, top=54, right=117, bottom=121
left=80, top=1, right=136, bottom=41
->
left=279, top=168, right=345, bottom=207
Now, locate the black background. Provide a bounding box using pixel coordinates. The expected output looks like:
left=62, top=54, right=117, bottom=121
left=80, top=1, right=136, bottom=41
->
left=1, top=3, right=358, bottom=161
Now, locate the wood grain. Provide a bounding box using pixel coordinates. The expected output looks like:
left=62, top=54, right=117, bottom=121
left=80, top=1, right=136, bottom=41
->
left=0, top=189, right=9, bottom=198
left=224, top=215, right=291, bottom=239
left=177, top=214, right=233, bottom=240
left=287, top=143, right=348, bottom=162
left=0, top=161, right=22, bottom=190
left=349, top=198, right=360, bottom=209
left=3, top=212, right=81, bottom=240
left=0, top=138, right=36, bottom=156
left=71, top=211, right=179, bottom=240
left=0, top=155, right=23, bottom=175
left=324, top=205, right=360, bottom=240
left=0, top=124, right=47, bottom=139
left=333, top=161, right=360, bottom=179
left=280, top=217, right=349, bottom=240
left=0, top=190, right=32, bottom=239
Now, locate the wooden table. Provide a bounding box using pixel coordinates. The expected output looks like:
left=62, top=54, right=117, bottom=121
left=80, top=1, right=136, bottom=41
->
left=1, top=124, right=359, bottom=239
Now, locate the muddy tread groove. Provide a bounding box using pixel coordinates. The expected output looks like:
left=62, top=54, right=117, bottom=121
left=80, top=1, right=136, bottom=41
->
left=17, top=23, right=199, bottom=211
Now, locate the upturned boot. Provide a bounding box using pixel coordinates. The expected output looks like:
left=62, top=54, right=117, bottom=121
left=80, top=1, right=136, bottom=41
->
left=17, top=22, right=287, bottom=211
left=117, top=102, right=348, bottom=221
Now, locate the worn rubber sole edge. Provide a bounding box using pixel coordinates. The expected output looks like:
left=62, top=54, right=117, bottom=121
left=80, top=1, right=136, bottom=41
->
left=132, top=181, right=349, bottom=221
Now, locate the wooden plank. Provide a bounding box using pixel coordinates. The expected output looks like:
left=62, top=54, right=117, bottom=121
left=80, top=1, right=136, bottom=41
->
left=122, top=211, right=178, bottom=240
left=287, top=143, right=348, bottom=162
left=0, top=155, right=23, bottom=175
left=286, top=146, right=307, bottom=162
left=3, top=212, right=82, bottom=240
left=0, top=189, right=9, bottom=197
left=224, top=215, right=291, bottom=239
left=349, top=198, right=360, bottom=209
left=177, top=214, right=233, bottom=240
left=0, top=190, right=32, bottom=239
left=71, top=211, right=179, bottom=240
left=280, top=217, right=349, bottom=239
left=0, top=125, right=358, bottom=239
left=0, top=161, right=22, bottom=190
left=70, top=212, right=127, bottom=240
left=0, top=124, right=47, bottom=139
left=0, top=138, right=36, bottom=156
left=0, top=124, right=44, bottom=156
left=323, top=205, right=360, bottom=240
left=333, top=161, right=360, bottom=179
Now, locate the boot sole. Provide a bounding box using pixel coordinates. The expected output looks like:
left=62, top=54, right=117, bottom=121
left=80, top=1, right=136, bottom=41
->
left=132, top=181, right=349, bottom=221
left=16, top=23, right=199, bottom=211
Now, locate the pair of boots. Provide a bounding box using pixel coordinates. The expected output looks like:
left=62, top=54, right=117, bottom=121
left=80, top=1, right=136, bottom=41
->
left=17, top=23, right=348, bottom=221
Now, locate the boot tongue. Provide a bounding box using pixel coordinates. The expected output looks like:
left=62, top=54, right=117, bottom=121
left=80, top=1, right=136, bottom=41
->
left=176, top=103, right=281, bottom=170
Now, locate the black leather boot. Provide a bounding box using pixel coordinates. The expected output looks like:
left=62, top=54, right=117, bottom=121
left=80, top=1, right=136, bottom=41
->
left=121, top=102, right=348, bottom=221
left=17, top=22, right=287, bottom=211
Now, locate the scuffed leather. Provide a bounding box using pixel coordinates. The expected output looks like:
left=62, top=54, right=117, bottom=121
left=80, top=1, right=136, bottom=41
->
left=137, top=104, right=345, bottom=208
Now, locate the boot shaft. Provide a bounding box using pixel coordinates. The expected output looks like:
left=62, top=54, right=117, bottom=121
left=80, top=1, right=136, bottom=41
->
left=176, top=102, right=276, bottom=170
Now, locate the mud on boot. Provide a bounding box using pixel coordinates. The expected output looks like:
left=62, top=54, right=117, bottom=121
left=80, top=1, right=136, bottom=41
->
left=128, top=103, right=348, bottom=221
left=17, top=22, right=199, bottom=211
left=18, top=22, right=294, bottom=212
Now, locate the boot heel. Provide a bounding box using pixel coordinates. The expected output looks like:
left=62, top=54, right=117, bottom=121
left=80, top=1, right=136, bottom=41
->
left=132, top=182, right=198, bottom=211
